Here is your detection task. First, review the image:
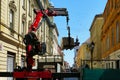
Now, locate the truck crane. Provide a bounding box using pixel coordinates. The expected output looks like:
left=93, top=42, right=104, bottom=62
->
left=13, top=7, right=69, bottom=79
left=23, top=7, right=68, bottom=71
left=0, top=4, right=69, bottom=80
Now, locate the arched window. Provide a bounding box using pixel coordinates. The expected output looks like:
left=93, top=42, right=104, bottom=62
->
left=21, top=21, right=25, bottom=35
left=22, top=0, right=25, bottom=9
left=28, top=0, right=31, bottom=16
left=111, top=27, right=114, bottom=46
left=9, top=1, right=17, bottom=35
left=116, top=21, right=120, bottom=43
left=21, top=14, right=26, bottom=35
left=9, top=9, right=14, bottom=34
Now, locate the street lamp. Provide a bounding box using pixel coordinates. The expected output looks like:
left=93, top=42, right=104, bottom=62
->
left=90, top=41, right=95, bottom=69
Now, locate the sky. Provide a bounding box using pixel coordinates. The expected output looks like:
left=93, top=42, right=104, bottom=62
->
left=50, top=0, right=107, bottom=67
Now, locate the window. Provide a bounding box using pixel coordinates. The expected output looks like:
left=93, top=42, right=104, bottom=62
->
left=43, top=0, right=47, bottom=8
left=111, top=62, right=114, bottom=69
left=118, top=0, right=120, bottom=8
left=115, top=0, right=120, bottom=8
left=22, top=0, right=25, bottom=9
left=111, top=0, right=113, bottom=9
left=21, top=21, right=25, bottom=35
left=116, top=60, right=120, bottom=69
left=102, top=42, right=104, bottom=54
left=28, top=0, right=31, bottom=16
left=110, top=0, right=116, bottom=10
left=111, top=28, right=114, bottom=46
left=106, top=63, right=108, bottom=69
left=9, top=9, right=14, bottom=29
left=106, top=36, right=110, bottom=50
left=116, top=21, right=120, bottom=43
left=22, top=14, right=26, bottom=35
left=22, top=0, right=24, bottom=7
left=21, top=56, right=25, bottom=68
left=7, top=52, right=15, bottom=80
left=9, top=9, right=14, bottom=35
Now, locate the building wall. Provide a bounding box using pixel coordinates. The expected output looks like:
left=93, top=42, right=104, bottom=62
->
left=76, top=44, right=83, bottom=68
left=102, top=0, right=120, bottom=69
left=0, top=0, right=21, bottom=72
left=76, top=39, right=91, bottom=68
left=0, top=0, right=54, bottom=79
left=74, top=45, right=79, bottom=68
left=89, top=14, right=104, bottom=68
left=52, top=24, right=63, bottom=72
left=53, top=25, right=59, bottom=55
left=41, top=0, right=55, bottom=56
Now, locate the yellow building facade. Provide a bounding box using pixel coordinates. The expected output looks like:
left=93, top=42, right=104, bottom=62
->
left=76, top=38, right=91, bottom=68
left=89, top=14, right=104, bottom=68
left=101, top=0, right=120, bottom=69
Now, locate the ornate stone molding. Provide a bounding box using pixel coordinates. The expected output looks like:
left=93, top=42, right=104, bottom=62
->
left=9, top=1, right=17, bottom=12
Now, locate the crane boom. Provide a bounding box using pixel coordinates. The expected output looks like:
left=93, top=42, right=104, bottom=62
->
left=13, top=7, right=69, bottom=79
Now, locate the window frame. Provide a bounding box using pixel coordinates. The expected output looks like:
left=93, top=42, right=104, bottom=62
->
left=21, top=20, right=25, bottom=35
left=9, top=9, right=14, bottom=29
left=116, top=21, right=120, bottom=43
left=111, top=27, right=114, bottom=46
left=9, top=9, right=15, bottom=36
left=22, top=0, right=26, bottom=9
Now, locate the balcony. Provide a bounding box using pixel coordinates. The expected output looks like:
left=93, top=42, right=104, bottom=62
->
left=38, top=55, right=63, bottom=64
left=38, top=55, right=63, bottom=72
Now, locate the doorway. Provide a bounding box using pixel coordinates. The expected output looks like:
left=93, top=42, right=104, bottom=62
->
left=7, top=52, right=15, bottom=80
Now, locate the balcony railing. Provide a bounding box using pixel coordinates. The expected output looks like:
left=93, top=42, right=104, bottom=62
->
left=38, top=55, right=63, bottom=64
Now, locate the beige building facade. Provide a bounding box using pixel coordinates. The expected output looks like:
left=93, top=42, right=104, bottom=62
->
left=89, top=14, right=104, bottom=68
left=0, top=0, right=58, bottom=79
left=76, top=14, right=104, bottom=69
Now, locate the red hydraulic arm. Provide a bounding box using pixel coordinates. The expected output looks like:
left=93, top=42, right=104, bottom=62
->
left=29, top=8, right=68, bottom=32
left=13, top=8, right=69, bottom=79
left=24, top=8, right=68, bottom=70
